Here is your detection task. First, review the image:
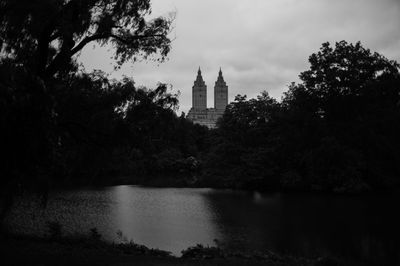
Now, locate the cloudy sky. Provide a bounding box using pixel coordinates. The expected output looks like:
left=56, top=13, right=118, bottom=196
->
left=79, top=0, right=400, bottom=114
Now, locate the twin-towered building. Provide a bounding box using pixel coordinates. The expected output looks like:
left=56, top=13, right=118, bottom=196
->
left=186, top=67, right=229, bottom=128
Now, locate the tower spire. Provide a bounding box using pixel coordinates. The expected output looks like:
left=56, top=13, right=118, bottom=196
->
left=214, top=67, right=228, bottom=111
left=192, top=67, right=207, bottom=110
left=195, top=66, right=205, bottom=84
left=216, top=67, right=225, bottom=83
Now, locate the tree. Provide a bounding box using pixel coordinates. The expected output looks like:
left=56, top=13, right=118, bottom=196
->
left=204, top=92, right=281, bottom=189
left=0, top=0, right=173, bottom=78
left=203, top=41, right=400, bottom=192
left=281, top=41, right=400, bottom=191
left=296, top=41, right=399, bottom=125
left=0, top=0, right=174, bottom=222
left=0, top=60, right=55, bottom=220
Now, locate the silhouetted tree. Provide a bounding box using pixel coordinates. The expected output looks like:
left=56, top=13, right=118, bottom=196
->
left=203, top=92, right=281, bottom=189
left=0, top=61, right=54, bottom=220
left=0, top=0, right=175, bottom=223
left=203, top=41, right=400, bottom=192
left=280, top=41, right=400, bottom=191
left=0, top=0, right=173, bottom=78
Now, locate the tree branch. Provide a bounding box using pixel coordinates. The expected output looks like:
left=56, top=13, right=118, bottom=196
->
left=70, top=33, right=109, bottom=55
left=70, top=33, right=164, bottom=56
left=45, top=29, right=164, bottom=77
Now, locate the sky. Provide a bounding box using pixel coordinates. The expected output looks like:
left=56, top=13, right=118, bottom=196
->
left=79, top=0, right=400, bottom=114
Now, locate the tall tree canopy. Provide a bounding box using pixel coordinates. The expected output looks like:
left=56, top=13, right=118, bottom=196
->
left=0, top=0, right=178, bottom=220
left=281, top=41, right=400, bottom=191
left=205, top=41, right=400, bottom=192
left=0, top=0, right=173, bottom=78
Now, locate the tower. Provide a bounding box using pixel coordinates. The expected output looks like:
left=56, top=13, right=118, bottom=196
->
left=214, top=68, right=228, bottom=111
left=192, top=67, right=207, bottom=110
left=187, top=67, right=230, bottom=129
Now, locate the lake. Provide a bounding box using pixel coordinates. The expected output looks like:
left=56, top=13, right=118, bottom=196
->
left=5, top=185, right=400, bottom=265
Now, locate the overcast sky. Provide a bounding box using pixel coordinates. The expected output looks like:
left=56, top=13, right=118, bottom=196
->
left=79, top=0, right=400, bottom=114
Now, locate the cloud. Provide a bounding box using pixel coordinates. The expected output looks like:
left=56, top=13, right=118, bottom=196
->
left=79, top=0, right=400, bottom=114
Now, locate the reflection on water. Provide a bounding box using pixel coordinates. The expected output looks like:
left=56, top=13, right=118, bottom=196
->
left=5, top=186, right=400, bottom=265
left=111, top=186, right=220, bottom=253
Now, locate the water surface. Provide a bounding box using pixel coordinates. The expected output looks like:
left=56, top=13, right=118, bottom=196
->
left=6, top=186, right=400, bottom=265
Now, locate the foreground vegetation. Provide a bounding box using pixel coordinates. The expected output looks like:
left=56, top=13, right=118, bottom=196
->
left=0, top=232, right=339, bottom=266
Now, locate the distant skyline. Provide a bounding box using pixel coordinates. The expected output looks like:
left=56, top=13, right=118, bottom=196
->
left=79, top=0, right=400, bottom=114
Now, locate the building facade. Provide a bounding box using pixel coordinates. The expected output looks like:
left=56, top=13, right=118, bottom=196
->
left=187, top=68, right=228, bottom=128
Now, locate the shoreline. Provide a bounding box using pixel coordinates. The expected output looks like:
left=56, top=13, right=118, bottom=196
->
left=48, top=178, right=398, bottom=197
left=0, top=233, right=322, bottom=266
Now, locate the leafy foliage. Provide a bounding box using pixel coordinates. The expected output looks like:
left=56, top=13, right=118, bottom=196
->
left=204, top=41, right=400, bottom=192
left=202, top=92, right=280, bottom=189
left=0, top=0, right=180, bottom=220
left=0, top=0, right=173, bottom=77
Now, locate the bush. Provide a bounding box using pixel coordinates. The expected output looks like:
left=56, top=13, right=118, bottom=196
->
left=181, top=244, right=225, bottom=259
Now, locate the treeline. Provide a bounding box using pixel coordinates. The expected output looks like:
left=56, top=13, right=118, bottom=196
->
left=1, top=40, right=400, bottom=194
left=204, top=41, right=400, bottom=193
left=53, top=75, right=209, bottom=186
left=48, top=40, right=400, bottom=193
left=0, top=63, right=209, bottom=188
left=0, top=0, right=179, bottom=207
